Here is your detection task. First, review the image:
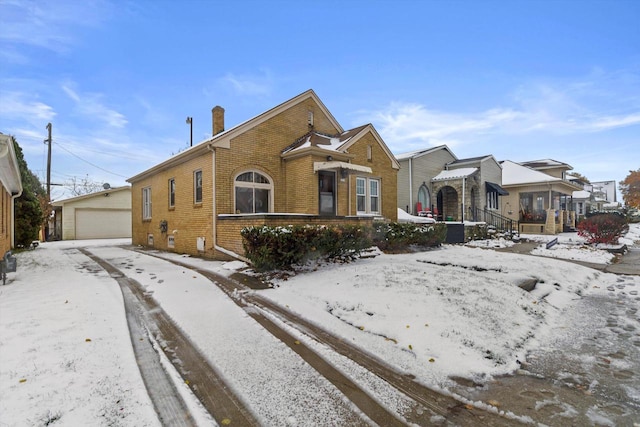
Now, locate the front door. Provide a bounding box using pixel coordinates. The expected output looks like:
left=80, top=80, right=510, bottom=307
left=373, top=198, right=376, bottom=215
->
left=319, top=171, right=336, bottom=216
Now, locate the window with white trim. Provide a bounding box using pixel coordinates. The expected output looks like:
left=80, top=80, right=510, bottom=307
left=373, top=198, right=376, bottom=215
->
left=486, top=191, right=498, bottom=210
left=194, top=170, right=203, bottom=204
left=356, top=177, right=380, bottom=215
left=142, top=187, right=152, bottom=220
left=235, top=171, right=272, bottom=213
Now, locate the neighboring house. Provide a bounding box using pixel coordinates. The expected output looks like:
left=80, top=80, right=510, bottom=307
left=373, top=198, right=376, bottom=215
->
left=589, top=180, right=617, bottom=204
left=396, top=146, right=508, bottom=223
left=501, top=160, right=582, bottom=235
left=51, top=186, right=132, bottom=240
left=127, top=89, right=399, bottom=259
left=571, top=189, right=592, bottom=221
left=567, top=175, right=619, bottom=219
left=397, top=145, right=456, bottom=216
left=0, top=134, right=23, bottom=252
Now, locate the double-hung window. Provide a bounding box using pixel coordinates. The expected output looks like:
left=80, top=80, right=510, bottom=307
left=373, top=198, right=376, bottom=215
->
left=168, top=178, right=175, bottom=208
left=356, top=177, right=380, bottom=215
left=142, top=187, right=152, bottom=220
left=194, top=170, right=203, bottom=204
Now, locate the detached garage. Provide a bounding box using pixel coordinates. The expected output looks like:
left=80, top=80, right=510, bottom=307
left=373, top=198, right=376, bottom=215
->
left=52, top=186, right=131, bottom=240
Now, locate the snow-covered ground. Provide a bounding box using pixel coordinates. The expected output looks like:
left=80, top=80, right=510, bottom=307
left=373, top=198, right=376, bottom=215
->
left=1, top=225, right=639, bottom=426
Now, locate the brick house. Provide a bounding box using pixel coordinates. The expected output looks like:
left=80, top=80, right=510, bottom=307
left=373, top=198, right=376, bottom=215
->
left=0, top=134, right=23, bottom=253
left=127, top=90, right=399, bottom=259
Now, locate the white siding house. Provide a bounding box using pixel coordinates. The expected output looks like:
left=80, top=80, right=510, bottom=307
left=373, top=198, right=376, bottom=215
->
left=52, top=186, right=131, bottom=240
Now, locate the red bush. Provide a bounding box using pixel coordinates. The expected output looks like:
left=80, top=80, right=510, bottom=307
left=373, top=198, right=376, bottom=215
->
left=577, top=214, right=627, bottom=245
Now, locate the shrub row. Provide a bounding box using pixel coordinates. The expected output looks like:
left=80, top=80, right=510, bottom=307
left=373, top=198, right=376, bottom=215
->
left=241, top=224, right=371, bottom=271
left=241, top=222, right=448, bottom=271
left=371, top=221, right=447, bottom=253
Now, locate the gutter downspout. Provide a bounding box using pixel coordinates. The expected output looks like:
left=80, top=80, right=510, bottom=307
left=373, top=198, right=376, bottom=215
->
left=462, top=177, right=466, bottom=222
left=208, top=144, right=250, bottom=263
left=348, top=174, right=352, bottom=216
left=208, top=145, right=217, bottom=253
left=11, top=190, right=23, bottom=248
left=408, top=158, right=413, bottom=214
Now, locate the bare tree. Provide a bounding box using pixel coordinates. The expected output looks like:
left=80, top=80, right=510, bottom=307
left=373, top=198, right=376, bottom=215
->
left=67, top=175, right=104, bottom=196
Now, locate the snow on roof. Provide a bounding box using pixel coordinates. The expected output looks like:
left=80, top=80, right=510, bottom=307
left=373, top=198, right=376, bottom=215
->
left=519, top=159, right=572, bottom=169
left=282, top=125, right=368, bottom=154
left=501, top=160, right=559, bottom=185
left=395, top=145, right=455, bottom=161
left=572, top=190, right=591, bottom=199
left=397, top=208, right=436, bottom=224
left=431, top=167, right=477, bottom=181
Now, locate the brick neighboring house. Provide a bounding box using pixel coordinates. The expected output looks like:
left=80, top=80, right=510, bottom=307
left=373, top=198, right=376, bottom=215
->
left=127, top=89, right=399, bottom=259
left=0, top=134, right=23, bottom=253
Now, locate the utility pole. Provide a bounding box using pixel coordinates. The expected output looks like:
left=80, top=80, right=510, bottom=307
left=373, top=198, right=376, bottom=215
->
left=44, top=123, right=52, bottom=241
left=45, top=123, right=52, bottom=199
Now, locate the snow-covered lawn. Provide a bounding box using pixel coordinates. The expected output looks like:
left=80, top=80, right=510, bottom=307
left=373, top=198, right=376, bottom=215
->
left=0, top=239, right=159, bottom=427
left=1, top=225, right=639, bottom=425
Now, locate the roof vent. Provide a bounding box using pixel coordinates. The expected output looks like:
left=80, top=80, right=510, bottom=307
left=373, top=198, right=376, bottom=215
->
left=103, top=183, right=111, bottom=190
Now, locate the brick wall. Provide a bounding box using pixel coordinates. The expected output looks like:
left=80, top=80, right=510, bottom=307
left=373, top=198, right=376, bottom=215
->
left=345, top=133, right=398, bottom=221
left=131, top=154, right=214, bottom=257
left=217, top=214, right=374, bottom=256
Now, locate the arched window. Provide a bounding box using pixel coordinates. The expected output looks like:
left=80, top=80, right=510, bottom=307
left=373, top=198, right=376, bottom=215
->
left=417, top=185, right=430, bottom=212
left=235, top=171, right=272, bottom=213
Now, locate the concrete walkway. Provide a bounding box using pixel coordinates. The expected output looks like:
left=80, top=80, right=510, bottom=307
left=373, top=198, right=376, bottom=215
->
left=496, top=239, right=640, bottom=275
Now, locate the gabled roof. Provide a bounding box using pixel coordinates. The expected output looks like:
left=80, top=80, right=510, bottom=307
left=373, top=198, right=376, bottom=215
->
left=519, top=159, right=573, bottom=171
left=501, top=160, right=581, bottom=187
left=282, top=125, right=368, bottom=154
left=129, top=89, right=341, bottom=182
left=449, top=155, right=493, bottom=165
left=502, top=160, right=556, bottom=185
left=394, top=145, right=457, bottom=162
left=52, top=186, right=131, bottom=206
left=432, top=167, right=477, bottom=182
left=282, top=124, right=400, bottom=170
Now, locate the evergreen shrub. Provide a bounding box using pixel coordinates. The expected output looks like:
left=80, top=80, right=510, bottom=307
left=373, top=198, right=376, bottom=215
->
left=241, top=224, right=371, bottom=271
left=372, top=221, right=447, bottom=252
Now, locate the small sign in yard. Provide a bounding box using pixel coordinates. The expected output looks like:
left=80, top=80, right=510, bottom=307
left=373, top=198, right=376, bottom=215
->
left=546, top=238, right=558, bottom=249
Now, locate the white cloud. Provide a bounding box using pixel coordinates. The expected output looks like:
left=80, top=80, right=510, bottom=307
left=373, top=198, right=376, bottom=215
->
left=0, top=91, right=56, bottom=123
left=357, top=70, right=640, bottom=153
left=62, top=83, right=128, bottom=128
left=0, top=0, right=113, bottom=56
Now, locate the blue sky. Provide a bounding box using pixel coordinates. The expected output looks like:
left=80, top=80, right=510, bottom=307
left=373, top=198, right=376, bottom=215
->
left=1, top=0, right=638, bottom=202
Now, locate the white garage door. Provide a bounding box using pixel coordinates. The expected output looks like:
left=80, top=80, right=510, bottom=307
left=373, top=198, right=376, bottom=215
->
left=75, top=209, right=131, bottom=239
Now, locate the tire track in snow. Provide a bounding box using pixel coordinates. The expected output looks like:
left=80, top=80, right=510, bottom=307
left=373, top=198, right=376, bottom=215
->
left=135, top=248, right=519, bottom=426
left=80, top=248, right=260, bottom=427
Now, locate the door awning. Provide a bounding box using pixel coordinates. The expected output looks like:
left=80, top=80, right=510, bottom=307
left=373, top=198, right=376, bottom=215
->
left=486, top=181, right=509, bottom=195
left=313, top=161, right=372, bottom=174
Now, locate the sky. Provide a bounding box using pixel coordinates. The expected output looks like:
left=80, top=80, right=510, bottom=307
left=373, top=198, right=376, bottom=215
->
left=2, top=228, right=639, bottom=425
left=1, top=0, right=639, bottom=202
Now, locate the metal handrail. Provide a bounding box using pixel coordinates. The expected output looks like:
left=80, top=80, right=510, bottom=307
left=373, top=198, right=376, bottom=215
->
left=473, top=207, right=518, bottom=235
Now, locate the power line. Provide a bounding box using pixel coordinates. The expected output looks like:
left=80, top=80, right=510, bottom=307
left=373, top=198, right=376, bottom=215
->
left=52, top=140, right=129, bottom=178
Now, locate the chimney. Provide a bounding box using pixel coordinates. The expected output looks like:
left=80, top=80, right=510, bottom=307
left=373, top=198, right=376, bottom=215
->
left=212, top=106, right=225, bottom=136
